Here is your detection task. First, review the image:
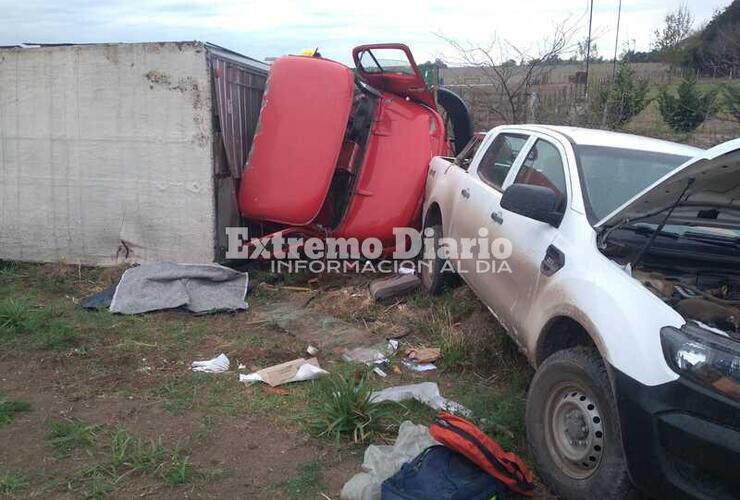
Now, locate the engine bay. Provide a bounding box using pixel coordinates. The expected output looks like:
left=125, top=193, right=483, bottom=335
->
left=633, top=268, right=740, bottom=340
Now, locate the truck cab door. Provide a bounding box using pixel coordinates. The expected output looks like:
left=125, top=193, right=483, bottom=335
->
left=446, top=131, right=530, bottom=321
left=352, top=44, right=435, bottom=108
left=493, top=136, right=570, bottom=339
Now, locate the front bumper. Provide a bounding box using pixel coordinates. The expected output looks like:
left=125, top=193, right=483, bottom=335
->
left=613, top=367, right=739, bottom=499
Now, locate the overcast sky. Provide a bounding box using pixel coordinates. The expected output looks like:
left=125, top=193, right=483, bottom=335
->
left=0, top=0, right=732, bottom=64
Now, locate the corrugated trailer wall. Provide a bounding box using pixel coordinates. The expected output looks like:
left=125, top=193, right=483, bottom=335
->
left=0, top=42, right=267, bottom=266
left=208, top=46, right=268, bottom=261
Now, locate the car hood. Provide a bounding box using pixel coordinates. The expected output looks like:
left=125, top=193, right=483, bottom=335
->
left=595, top=138, right=740, bottom=230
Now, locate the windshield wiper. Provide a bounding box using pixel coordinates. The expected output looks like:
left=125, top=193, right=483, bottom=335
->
left=682, top=231, right=740, bottom=248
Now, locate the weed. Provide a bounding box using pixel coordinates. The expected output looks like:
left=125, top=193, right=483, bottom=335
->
left=161, top=448, right=195, bottom=485
left=303, top=367, right=395, bottom=444
left=281, top=459, right=323, bottom=500
left=0, top=298, right=32, bottom=336
left=0, top=395, right=31, bottom=426
left=47, top=419, right=100, bottom=456
left=0, top=297, right=79, bottom=350
left=0, top=469, right=27, bottom=494
left=109, top=427, right=165, bottom=473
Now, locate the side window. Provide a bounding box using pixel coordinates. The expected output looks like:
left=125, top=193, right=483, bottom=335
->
left=514, top=139, right=567, bottom=207
left=476, top=133, right=528, bottom=189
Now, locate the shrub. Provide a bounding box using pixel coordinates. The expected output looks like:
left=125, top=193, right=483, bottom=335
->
left=592, top=63, right=650, bottom=129
left=657, top=77, right=718, bottom=132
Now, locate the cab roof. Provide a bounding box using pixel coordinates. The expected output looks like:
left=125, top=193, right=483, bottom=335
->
left=499, top=124, right=704, bottom=157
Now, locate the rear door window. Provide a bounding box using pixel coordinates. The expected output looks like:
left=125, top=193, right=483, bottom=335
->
left=476, top=133, right=529, bottom=190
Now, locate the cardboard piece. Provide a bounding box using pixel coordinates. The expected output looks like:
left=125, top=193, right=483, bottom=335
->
left=239, top=357, right=327, bottom=386
left=407, top=347, right=441, bottom=364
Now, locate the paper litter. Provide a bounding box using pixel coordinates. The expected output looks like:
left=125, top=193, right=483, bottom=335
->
left=239, top=357, right=328, bottom=386
left=370, top=382, right=470, bottom=416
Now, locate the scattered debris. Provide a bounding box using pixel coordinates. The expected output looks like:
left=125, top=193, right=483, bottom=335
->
left=372, top=367, right=387, bottom=378
left=369, top=382, right=470, bottom=416
left=343, top=339, right=398, bottom=365
left=341, top=421, right=438, bottom=500
left=369, top=274, right=421, bottom=302
left=307, top=345, right=320, bottom=356
left=401, top=359, right=437, bottom=372
left=239, top=357, right=328, bottom=386
left=110, top=262, right=248, bottom=314
left=191, top=353, right=230, bottom=373
left=406, top=347, right=440, bottom=364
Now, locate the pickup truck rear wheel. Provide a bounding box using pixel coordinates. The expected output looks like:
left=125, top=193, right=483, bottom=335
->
left=420, top=224, right=453, bottom=295
left=526, top=347, right=632, bottom=499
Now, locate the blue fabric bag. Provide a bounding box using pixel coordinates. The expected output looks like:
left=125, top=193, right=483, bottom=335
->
left=381, top=445, right=507, bottom=500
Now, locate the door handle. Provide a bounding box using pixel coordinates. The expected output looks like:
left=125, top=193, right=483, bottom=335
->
left=461, top=188, right=470, bottom=199
left=490, top=211, right=503, bottom=224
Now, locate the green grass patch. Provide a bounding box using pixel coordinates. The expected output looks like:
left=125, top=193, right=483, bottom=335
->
left=281, top=459, right=323, bottom=500
left=47, top=418, right=100, bottom=457
left=0, top=469, right=28, bottom=494
left=303, top=367, right=396, bottom=444
left=0, top=395, right=31, bottom=426
left=0, top=297, right=79, bottom=350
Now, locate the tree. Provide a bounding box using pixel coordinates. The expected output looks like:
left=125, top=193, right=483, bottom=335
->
left=439, top=18, right=578, bottom=123
left=652, top=3, right=694, bottom=68
left=577, top=38, right=599, bottom=63
left=592, top=63, right=650, bottom=129
left=657, top=77, right=718, bottom=132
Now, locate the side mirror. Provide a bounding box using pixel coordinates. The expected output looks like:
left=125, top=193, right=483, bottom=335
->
left=501, top=184, right=563, bottom=226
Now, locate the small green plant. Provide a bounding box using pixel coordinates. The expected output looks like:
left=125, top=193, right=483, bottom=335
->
left=591, top=63, right=650, bottom=129
left=721, top=84, right=740, bottom=124
left=304, top=368, right=394, bottom=444
left=281, top=459, right=323, bottom=500
left=0, top=298, right=32, bottom=336
left=0, top=469, right=28, bottom=494
left=47, top=418, right=100, bottom=456
left=657, top=77, right=718, bottom=133
left=0, top=395, right=31, bottom=426
left=109, top=427, right=165, bottom=472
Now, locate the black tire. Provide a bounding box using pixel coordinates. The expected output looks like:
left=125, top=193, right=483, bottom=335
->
left=420, top=224, right=453, bottom=295
left=526, top=347, right=632, bottom=500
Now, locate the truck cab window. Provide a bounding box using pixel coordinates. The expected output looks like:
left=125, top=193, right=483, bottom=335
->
left=476, top=133, right=528, bottom=189
left=514, top=139, right=567, bottom=209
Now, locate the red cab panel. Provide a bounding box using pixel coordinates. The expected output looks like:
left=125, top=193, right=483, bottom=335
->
left=239, top=56, right=355, bottom=225
left=352, top=43, right=436, bottom=109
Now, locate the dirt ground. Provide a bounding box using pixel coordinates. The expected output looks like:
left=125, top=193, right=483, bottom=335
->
left=0, top=262, right=549, bottom=499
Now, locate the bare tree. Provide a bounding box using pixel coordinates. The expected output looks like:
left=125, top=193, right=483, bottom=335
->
left=438, top=18, right=579, bottom=124
left=652, top=3, right=694, bottom=70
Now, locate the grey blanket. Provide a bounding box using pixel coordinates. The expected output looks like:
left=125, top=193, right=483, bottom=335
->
left=110, top=262, right=248, bottom=314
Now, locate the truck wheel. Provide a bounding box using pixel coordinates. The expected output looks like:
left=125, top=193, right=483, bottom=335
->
left=420, top=224, right=453, bottom=295
left=526, top=347, right=632, bottom=500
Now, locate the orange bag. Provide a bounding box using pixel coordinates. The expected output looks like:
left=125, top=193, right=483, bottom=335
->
left=430, top=412, right=535, bottom=496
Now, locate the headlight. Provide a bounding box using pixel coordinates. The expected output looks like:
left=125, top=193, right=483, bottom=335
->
left=661, top=325, right=740, bottom=402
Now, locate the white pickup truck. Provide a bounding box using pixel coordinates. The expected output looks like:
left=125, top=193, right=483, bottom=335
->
left=421, top=125, right=739, bottom=500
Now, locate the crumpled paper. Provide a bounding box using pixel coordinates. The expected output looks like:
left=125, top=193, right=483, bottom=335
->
left=191, top=353, right=230, bottom=373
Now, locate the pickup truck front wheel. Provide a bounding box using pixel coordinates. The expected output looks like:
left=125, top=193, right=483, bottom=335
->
left=526, top=347, right=632, bottom=499
left=420, top=224, right=453, bottom=295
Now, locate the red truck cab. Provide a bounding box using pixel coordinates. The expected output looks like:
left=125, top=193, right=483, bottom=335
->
left=238, top=44, right=465, bottom=250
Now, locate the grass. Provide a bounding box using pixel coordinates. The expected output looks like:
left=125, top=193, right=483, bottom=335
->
left=0, top=469, right=28, bottom=494
left=0, top=297, right=79, bottom=350
left=0, top=395, right=31, bottom=426
left=303, top=366, right=396, bottom=444
left=280, top=459, right=324, bottom=500
left=47, top=418, right=101, bottom=456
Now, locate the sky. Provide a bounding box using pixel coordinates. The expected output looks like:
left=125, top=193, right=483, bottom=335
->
left=0, top=0, right=732, bottom=65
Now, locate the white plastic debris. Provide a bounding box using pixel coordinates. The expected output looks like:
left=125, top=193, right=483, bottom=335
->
left=401, top=359, right=437, bottom=372
left=372, top=367, right=387, bottom=377
left=341, top=421, right=438, bottom=500
left=343, top=340, right=398, bottom=366
left=369, top=382, right=471, bottom=416
left=239, top=357, right=328, bottom=386
left=191, top=353, right=230, bottom=373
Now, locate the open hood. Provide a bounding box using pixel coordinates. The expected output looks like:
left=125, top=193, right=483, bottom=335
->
left=595, top=139, right=740, bottom=230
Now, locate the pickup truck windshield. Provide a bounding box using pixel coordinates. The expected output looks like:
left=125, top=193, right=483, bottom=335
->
left=576, top=145, right=690, bottom=222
